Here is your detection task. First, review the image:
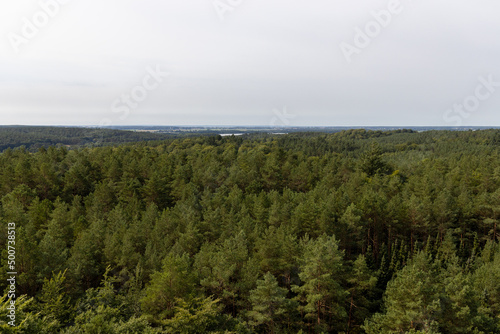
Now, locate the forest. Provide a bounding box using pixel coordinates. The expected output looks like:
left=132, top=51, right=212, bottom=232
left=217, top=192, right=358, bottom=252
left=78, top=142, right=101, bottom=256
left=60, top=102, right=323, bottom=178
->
left=0, top=128, right=499, bottom=333
left=0, top=126, right=172, bottom=152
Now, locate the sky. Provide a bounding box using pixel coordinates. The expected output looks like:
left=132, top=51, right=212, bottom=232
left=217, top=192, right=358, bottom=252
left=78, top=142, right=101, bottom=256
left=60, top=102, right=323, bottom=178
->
left=0, top=0, right=499, bottom=127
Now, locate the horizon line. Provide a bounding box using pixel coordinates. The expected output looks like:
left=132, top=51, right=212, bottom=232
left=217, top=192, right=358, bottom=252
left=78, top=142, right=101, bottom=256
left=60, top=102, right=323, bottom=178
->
left=2, top=125, right=500, bottom=128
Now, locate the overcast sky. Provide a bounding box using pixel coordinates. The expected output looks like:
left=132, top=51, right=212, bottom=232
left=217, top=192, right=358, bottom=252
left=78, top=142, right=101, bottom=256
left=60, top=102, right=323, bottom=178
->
left=0, top=0, right=499, bottom=126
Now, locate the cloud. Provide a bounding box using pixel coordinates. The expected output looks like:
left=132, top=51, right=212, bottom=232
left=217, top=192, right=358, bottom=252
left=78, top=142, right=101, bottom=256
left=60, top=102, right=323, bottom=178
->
left=0, top=0, right=499, bottom=126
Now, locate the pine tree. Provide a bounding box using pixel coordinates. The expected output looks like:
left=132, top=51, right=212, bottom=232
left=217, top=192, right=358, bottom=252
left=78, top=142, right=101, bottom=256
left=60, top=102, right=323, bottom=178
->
left=141, top=253, right=197, bottom=322
left=254, top=225, right=299, bottom=288
left=37, top=270, right=72, bottom=329
left=473, top=241, right=500, bottom=332
left=163, top=297, right=240, bottom=334
left=247, top=272, right=291, bottom=334
left=346, top=254, right=377, bottom=334
left=194, top=231, right=249, bottom=315
left=363, top=252, right=441, bottom=333
left=339, top=203, right=365, bottom=255
left=293, top=234, right=348, bottom=332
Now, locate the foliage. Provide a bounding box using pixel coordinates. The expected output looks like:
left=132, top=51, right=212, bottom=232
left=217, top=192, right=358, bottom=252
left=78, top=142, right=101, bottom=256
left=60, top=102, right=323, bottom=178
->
left=0, top=128, right=499, bottom=332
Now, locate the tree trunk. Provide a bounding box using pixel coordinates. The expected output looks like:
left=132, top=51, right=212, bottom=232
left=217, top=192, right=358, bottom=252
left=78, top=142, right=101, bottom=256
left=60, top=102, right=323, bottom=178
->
left=347, top=294, right=354, bottom=334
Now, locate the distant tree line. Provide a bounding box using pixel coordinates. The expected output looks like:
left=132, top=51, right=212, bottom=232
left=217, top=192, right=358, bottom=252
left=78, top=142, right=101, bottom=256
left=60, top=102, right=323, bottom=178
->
left=0, top=126, right=174, bottom=152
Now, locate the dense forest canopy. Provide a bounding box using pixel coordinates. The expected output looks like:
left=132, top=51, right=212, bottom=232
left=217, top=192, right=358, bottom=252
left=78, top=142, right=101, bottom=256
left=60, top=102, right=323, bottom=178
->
left=0, top=128, right=499, bottom=333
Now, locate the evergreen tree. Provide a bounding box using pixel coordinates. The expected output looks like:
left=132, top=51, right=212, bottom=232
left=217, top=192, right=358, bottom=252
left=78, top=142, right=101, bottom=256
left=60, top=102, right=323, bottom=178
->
left=247, top=272, right=292, bottom=334
left=346, top=254, right=377, bottom=334
left=364, top=252, right=441, bottom=333
left=163, top=297, right=244, bottom=334
left=141, top=253, right=197, bottom=322
left=37, top=270, right=73, bottom=329
left=293, top=234, right=348, bottom=332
